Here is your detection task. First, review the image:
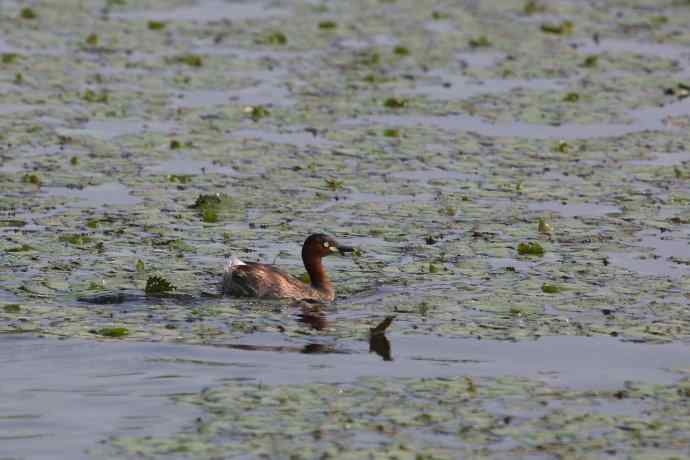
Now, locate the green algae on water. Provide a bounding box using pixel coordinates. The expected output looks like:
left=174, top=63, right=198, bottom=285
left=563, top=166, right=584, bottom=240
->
left=583, top=55, right=599, bottom=67
left=20, top=8, right=37, bottom=19
left=541, top=283, right=561, bottom=293
left=168, top=174, right=192, bottom=184
left=148, top=21, right=166, bottom=30
left=245, top=105, right=270, bottom=121
left=7, top=244, right=33, bottom=252
left=167, top=54, right=203, bottom=67
left=21, top=174, right=41, bottom=186
left=383, top=97, right=408, bottom=108
left=325, top=178, right=344, bottom=191
left=469, top=36, right=491, bottom=48
left=257, top=31, right=287, bottom=45
left=85, top=33, right=99, bottom=46
left=318, top=20, right=337, bottom=29
left=538, top=218, right=553, bottom=234
left=82, top=89, right=108, bottom=103
left=59, top=234, right=92, bottom=245
left=555, top=140, right=571, bottom=153
left=3, top=304, right=21, bottom=313
left=563, top=92, right=580, bottom=102
left=1, top=53, right=20, bottom=64
left=517, top=241, right=545, bottom=256
left=541, top=20, right=574, bottom=35
left=145, top=275, right=176, bottom=295
left=523, top=1, right=547, bottom=15
left=189, top=193, right=236, bottom=222
left=96, top=326, right=129, bottom=337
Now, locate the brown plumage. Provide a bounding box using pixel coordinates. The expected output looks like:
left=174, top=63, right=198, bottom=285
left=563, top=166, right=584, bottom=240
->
left=222, top=234, right=354, bottom=302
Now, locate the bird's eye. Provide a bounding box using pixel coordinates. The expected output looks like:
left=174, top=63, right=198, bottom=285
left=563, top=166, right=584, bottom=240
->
left=323, top=242, right=330, bottom=248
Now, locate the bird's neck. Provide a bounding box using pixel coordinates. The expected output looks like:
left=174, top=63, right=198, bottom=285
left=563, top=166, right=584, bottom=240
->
left=302, top=253, right=333, bottom=295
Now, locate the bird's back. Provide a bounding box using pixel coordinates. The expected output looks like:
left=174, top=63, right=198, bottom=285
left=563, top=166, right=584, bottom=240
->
left=223, top=261, right=331, bottom=301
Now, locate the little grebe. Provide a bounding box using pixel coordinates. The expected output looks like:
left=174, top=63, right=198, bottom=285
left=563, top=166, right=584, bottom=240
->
left=222, top=234, right=354, bottom=302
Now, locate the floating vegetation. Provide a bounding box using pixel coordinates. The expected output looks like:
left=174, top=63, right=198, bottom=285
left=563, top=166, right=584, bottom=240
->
left=393, top=46, right=409, bottom=55
left=1, top=53, right=20, bottom=64
left=189, top=193, right=235, bottom=222
left=441, top=206, right=456, bottom=216
left=649, top=15, right=668, bottom=26
left=82, top=89, right=109, bottom=103
left=3, top=1, right=690, bottom=456
left=517, top=241, right=545, bottom=256
left=7, top=244, right=33, bottom=252
left=21, top=173, right=41, bottom=186
left=383, top=97, right=408, bottom=108
left=417, top=301, right=432, bottom=315
left=468, top=36, right=491, bottom=48
left=20, top=7, right=37, bottom=19
left=59, top=234, right=93, bottom=245
left=541, top=283, right=561, bottom=293
left=257, top=31, right=287, bottom=45
left=523, top=1, right=547, bottom=14
left=96, top=326, right=129, bottom=337
left=147, top=21, right=166, bottom=30
left=168, top=174, right=192, bottom=184
left=563, top=92, right=580, bottom=102
left=356, top=49, right=380, bottom=67
left=167, top=54, right=203, bottom=67
left=540, top=20, right=574, bottom=35
left=325, top=178, right=344, bottom=191
left=109, top=375, right=690, bottom=459
left=3, top=304, right=21, bottom=313
left=362, top=73, right=386, bottom=84
left=85, top=33, right=99, bottom=46
left=555, top=140, right=570, bottom=153
left=318, top=20, right=337, bottom=29
left=538, top=218, right=553, bottom=234
left=244, top=105, right=270, bottom=121
left=0, top=220, right=27, bottom=228
left=144, top=275, right=176, bottom=295
left=583, top=55, right=599, bottom=67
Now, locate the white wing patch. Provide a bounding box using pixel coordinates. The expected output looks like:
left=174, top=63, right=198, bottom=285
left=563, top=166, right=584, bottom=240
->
left=225, top=255, right=247, bottom=272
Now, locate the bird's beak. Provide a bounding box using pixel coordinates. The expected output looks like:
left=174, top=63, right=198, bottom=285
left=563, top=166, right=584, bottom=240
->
left=335, top=243, right=354, bottom=255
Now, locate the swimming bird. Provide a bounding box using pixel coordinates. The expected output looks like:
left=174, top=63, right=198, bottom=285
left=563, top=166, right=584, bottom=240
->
left=222, top=234, right=354, bottom=301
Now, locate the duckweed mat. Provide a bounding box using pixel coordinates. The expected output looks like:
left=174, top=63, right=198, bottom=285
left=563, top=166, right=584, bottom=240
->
left=103, top=375, right=690, bottom=460
left=1, top=0, right=690, bottom=458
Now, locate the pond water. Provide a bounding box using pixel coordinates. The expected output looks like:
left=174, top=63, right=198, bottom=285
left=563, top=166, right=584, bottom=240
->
left=2, top=0, right=690, bottom=458
left=2, top=332, right=688, bottom=459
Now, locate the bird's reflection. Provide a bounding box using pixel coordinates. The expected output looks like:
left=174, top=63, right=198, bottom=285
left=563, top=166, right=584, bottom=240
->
left=294, top=300, right=329, bottom=331
left=294, top=301, right=395, bottom=361
left=369, top=315, right=395, bottom=361
left=369, top=330, right=392, bottom=361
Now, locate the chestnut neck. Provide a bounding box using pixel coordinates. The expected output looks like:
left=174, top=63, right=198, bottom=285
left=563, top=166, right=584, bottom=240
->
left=302, top=249, right=332, bottom=294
